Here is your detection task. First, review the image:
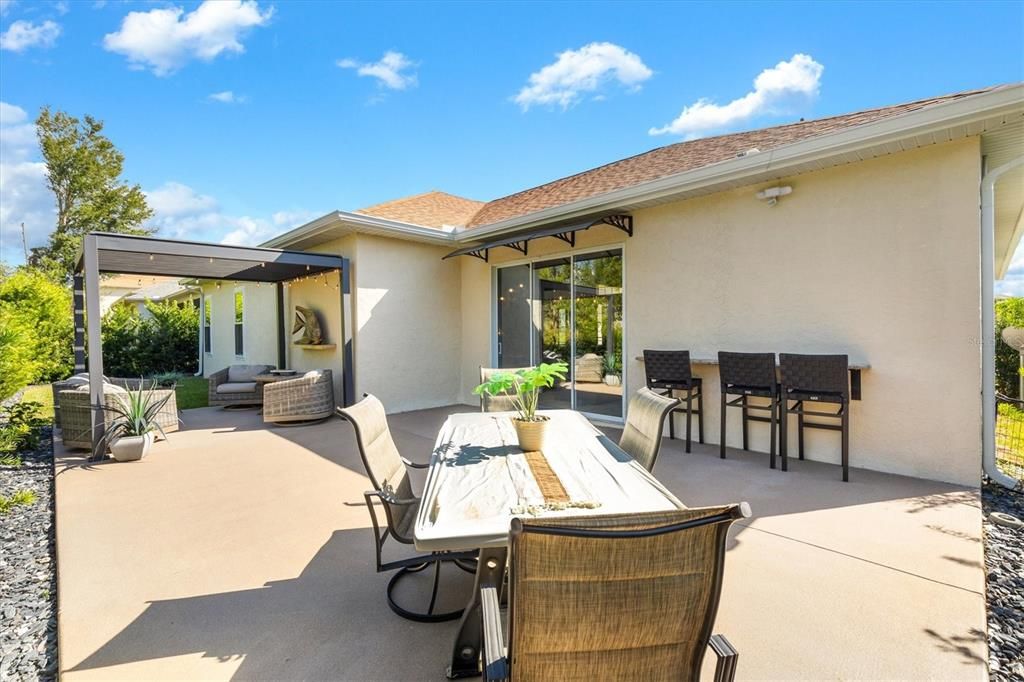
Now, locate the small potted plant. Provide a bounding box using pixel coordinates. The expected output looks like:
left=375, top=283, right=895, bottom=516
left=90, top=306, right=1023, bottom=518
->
left=603, top=352, right=621, bottom=386
left=473, top=362, right=568, bottom=451
left=95, top=384, right=176, bottom=462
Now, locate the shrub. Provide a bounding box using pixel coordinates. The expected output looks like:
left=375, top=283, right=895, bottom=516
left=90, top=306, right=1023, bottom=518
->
left=102, top=299, right=198, bottom=377
left=0, top=317, right=38, bottom=402
left=0, top=269, right=73, bottom=387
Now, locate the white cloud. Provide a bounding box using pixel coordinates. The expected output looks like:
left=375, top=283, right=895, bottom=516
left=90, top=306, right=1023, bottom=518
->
left=143, top=181, right=308, bottom=247
left=0, top=1, right=15, bottom=16
left=513, top=42, right=652, bottom=111
left=997, top=248, right=1024, bottom=297
left=102, top=0, right=273, bottom=76
left=55, top=1, right=69, bottom=15
left=337, top=51, right=417, bottom=90
left=208, top=90, right=246, bottom=104
left=650, top=53, right=824, bottom=138
left=0, top=102, right=53, bottom=265
left=0, top=19, right=61, bottom=52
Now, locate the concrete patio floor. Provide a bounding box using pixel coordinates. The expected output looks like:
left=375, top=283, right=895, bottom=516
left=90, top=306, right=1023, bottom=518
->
left=54, top=405, right=987, bottom=681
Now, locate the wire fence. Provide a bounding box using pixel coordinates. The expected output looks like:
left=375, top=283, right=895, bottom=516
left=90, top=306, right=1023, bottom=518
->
left=995, top=394, right=1024, bottom=482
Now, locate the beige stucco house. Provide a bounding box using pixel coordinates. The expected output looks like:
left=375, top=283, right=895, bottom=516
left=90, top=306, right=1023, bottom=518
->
left=194, top=84, right=1023, bottom=487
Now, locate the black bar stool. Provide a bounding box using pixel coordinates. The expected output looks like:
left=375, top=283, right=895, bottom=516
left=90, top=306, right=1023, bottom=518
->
left=643, top=350, right=704, bottom=453
left=718, top=351, right=780, bottom=467
left=779, top=354, right=850, bottom=481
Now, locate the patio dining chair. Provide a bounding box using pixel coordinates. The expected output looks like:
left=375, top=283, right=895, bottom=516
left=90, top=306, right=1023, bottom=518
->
left=643, top=350, right=704, bottom=453
left=479, top=366, right=531, bottom=412
left=337, top=394, right=477, bottom=622
left=718, top=352, right=780, bottom=467
left=779, top=354, right=850, bottom=481
left=619, top=387, right=681, bottom=472
left=481, top=504, right=751, bottom=682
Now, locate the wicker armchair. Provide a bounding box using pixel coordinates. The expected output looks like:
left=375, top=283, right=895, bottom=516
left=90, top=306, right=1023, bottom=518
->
left=481, top=504, right=750, bottom=682
left=52, top=376, right=155, bottom=429
left=263, top=370, right=335, bottom=424
left=208, top=364, right=273, bottom=408
left=59, top=386, right=179, bottom=451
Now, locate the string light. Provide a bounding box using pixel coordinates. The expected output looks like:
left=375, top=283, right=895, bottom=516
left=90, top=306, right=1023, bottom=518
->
left=148, top=254, right=154, bottom=261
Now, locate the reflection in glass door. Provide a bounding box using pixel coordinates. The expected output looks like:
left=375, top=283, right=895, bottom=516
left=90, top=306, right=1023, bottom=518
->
left=493, top=248, right=624, bottom=419
left=573, top=250, right=623, bottom=418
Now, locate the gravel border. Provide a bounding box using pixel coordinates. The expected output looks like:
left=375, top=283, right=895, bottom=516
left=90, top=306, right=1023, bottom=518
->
left=983, top=479, right=1024, bottom=681
left=0, top=423, right=57, bottom=682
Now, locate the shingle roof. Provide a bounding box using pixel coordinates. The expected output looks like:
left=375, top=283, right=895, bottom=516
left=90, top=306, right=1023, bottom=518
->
left=464, top=86, right=999, bottom=228
left=356, top=190, right=485, bottom=228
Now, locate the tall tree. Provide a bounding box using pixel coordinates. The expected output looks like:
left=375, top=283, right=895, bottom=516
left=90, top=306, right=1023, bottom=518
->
left=30, top=107, right=154, bottom=281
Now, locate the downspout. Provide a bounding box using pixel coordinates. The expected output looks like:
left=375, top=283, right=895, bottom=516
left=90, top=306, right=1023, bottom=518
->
left=186, top=283, right=204, bottom=377
left=982, top=155, right=1024, bottom=491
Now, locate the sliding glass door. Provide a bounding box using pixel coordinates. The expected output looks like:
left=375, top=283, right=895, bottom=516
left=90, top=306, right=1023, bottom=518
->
left=493, top=247, right=624, bottom=419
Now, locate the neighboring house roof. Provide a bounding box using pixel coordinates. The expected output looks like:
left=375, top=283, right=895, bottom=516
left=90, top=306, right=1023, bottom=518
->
left=356, top=190, right=485, bottom=228
left=124, top=280, right=195, bottom=302
left=465, top=87, right=999, bottom=228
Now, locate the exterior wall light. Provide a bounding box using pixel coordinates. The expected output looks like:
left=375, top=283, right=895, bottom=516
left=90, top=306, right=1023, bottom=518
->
left=756, top=185, right=793, bottom=206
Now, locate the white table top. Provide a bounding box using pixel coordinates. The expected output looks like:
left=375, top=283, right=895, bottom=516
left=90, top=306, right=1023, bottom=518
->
left=414, top=410, right=685, bottom=552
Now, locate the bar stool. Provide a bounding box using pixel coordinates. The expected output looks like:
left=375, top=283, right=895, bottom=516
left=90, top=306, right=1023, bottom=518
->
left=779, top=353, right=850, bottom=481
left=643, top=350, right=704, bottom=453
left=718, top=351, right=780, bottom=467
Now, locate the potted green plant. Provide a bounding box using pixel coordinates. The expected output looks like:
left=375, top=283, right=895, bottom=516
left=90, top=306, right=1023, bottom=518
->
left=603, top=352, right=621, bottom=386
left=95, top=384, right=176, bottom=462
left=473, top=362, right=568, bottom=451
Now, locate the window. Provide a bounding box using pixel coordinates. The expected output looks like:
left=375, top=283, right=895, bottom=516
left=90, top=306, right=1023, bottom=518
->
left=234, top=289, right=244, bottom=356
left=203, top=297, right=212, bottom=354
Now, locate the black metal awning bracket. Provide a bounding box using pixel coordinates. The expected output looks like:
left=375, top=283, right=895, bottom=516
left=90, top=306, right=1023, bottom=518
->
left=602, top=215, right=633, bottom=237
left=468, top=248, right=489, bottom=262
left=504, top=240, right=528, bottom=256
left=553, top=231, right=576, bottom=247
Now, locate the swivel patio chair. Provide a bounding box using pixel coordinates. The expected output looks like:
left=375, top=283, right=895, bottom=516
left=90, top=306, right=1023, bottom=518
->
left=479, top=366, right=531, bottom=412
left=619, top=387, right=681, bottom=472
left=779, top=353, right=850, bottom=481
left=337, top=394, right=477, bottom=622
left=263, top=369, right=334, bottom=425
left=643, top=350, right=704, bottom=453
left=480, top=504, right=751, bottom=682
left=718, top=352, right=781, bottom=468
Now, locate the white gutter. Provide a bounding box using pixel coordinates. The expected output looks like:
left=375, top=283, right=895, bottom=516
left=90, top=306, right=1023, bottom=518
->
left=458, top=84, right=1024, bottom=241
left=982, top=155, right=1024, bottom=491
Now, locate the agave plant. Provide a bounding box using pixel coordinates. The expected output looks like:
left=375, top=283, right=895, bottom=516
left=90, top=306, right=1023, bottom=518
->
left=94, top=382, right=176, bottom=457
left=473, top=362, right=568, bottom=422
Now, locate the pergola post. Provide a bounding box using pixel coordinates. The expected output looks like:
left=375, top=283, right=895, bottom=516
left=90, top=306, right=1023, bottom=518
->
left=82, top=234, right=105, bottom=455
left=340, top=257, right=355, bottom=406
left=276, top=282, right=286, bottom=370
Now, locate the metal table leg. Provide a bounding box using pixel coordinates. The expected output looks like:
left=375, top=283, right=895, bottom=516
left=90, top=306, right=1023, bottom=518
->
left=447, top=546, right=507, bottom=679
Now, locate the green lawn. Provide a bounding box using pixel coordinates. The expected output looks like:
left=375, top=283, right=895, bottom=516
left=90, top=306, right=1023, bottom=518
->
left=20, top=385, right=55, bottom=422
left=174, top=376, right=208, bottom=410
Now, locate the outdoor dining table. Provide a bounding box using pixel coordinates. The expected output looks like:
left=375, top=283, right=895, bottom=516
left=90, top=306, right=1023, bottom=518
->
left=415, top=409, right=685, bottom=679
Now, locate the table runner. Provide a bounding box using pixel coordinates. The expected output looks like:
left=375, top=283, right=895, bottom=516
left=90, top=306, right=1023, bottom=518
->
left=522, top=450, right=570, bottom=504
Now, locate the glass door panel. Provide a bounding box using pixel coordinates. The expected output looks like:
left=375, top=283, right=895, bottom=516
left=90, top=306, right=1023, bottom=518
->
left=496, top=265, right=531, bottom=368
left=532, top=257, right=573, bottom=411
left=573, top=249, right=623, bottom=418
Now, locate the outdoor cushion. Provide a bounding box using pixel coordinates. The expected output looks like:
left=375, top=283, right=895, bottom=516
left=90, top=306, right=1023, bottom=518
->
left=216, top=382, right=258, bottom=395
left=72, top=382, right=128, bottom=394
left=227, top=365, right=271, bottom=383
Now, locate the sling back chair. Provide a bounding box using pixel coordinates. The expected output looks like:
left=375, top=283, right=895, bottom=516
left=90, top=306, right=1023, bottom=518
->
left=481, top=504, right=750, bottom=682
left=337, top=394, right=476, bottom=622
left=619, top=387, right=682, bottom=472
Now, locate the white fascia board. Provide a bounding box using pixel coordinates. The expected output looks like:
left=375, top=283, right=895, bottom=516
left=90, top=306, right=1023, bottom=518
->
left=456, top=84, right=1024, bottom=243
left=262, top=210, right=457, bottom=249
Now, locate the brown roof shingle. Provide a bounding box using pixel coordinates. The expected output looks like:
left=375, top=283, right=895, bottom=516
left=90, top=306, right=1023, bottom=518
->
left=356, top=190, right=485, bottom=228
left=465, top=87, right=998, bottom=228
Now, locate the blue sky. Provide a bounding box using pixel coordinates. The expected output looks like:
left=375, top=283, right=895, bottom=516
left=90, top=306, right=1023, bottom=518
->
left=1, top=0, right=1022, bottom=284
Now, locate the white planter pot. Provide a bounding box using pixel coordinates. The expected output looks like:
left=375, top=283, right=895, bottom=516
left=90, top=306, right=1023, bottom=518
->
left=604, top=375, right=621, bottom=386
left=513, top=416, right=550, bottom=452
left=110, top=433, right=153, bottom=462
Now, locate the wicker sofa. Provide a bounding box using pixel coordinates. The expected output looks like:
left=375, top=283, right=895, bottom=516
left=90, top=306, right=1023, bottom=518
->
left=58, top=384, right=180, bottom=451
left=263, top=370, right=334, bottom=424
left=52, top=375, right=157, bottom=429
left=208, top=364, right=274, bottom=408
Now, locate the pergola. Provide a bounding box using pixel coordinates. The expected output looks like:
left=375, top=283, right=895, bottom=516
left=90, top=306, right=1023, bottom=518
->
left=74, top=232, right=354, bottom=451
